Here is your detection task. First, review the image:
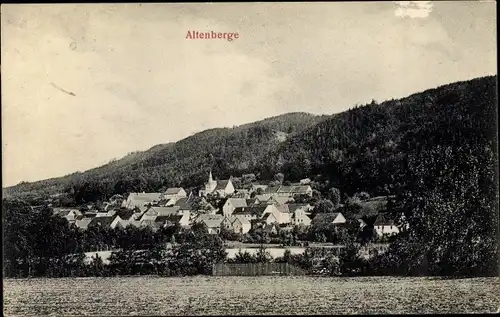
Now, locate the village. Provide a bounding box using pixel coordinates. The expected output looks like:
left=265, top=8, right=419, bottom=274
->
left=52, top=171, right=400, bottom=258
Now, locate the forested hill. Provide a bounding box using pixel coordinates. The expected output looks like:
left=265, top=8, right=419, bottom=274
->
left=3, top=112, right=329, bottom=203
left=4, top=75, right=497, bottom=207
left=256, top=75, right=498, bottom=197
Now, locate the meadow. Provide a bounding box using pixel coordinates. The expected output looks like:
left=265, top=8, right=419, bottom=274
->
left=4, top=276, right=499, bottom=315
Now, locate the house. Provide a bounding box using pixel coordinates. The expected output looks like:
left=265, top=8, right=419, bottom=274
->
left=373, top=213, right=400, bottom=236
left=150, top=206, right=182, bottom=217
left=263, top=212, right=279, bottom=225
left=122, top=192, right=163, bottom=209
left=300, top=178, right=311, bottom=185
left=232, top=215, right=251, bottom=234
left=254, top=195, right=270, bottom=204
left=269, top=196, right=294, bottom=205
left=262, top=223, right=279, bottom=235
left=222, top=215, right=252, bottom=234
left=251, top=183, right=268, bottom=193
left=311, top=212, right=347, bottom=226
left=232, top=206, right=263, bottom=221
left=178, top=211, right=191, bottom=227
left=222, top=216, right=236, bottom=230
left=75, top=217, right=93, bottom=230
left=140, top=212, right=158, bottom=222
left=156, top=215, right=178, bottom=228
left=110, top=216, right=129, bottom=229
left=222, top=198, right=248, bottom=216
left=128, top=211, right=143, bottom=222
left=261, top=186, right=280, bottom=200
left=164, top=187, right=187, bottom=200
left=233, top=189, right=250, bottom=198
left=197, top=214, right=225, bottom=234
left=64, top=209, right=83, bottom=223
left=144, top=219, right=162, bottom=231
left=291, top=209, right=312, bottom=226
left=53, top=208, right=80, bottom=218
left=174, top=193, right=197, bottom=211
left=287, top=203, right=313, bottom=214
left=199, top=171, right=235, bottom=197
left=260, top=204, right=291, bottom=225
left=87, top=215, right=117, bottom=229
left=277, top=185, right=313, bottom=198
left=246, top=198, right=258, bottom=207
left=95, top=209, right=116, bottom=218
left=115, top=209, right=135, bottom=221
left=83, top=212, right=97, bottom=219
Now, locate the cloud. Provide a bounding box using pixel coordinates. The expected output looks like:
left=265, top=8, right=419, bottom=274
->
left=394, top=1, right=434, bottom=19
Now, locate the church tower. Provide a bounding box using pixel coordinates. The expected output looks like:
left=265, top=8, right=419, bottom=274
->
left=205, top=169, right=217, bottom=192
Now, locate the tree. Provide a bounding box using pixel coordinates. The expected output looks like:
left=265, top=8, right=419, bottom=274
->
left=386, top=141, right=498, bottom=277
left=315, top=199, right=335, bottom=213
left=241, top=174, right=257, bottom=188
left=339, top=240, right=363, bottom=276
left=219, top=226, right=239, bottom=241
left=354, top=192, right=370, bottom=201
left=166, top=228, right=227, bottom=275
left=274, top=173, right=285, bottom=184
left=230, top=250, right=256, bottom=263
left=89, top=254, right=106, bottom=277
left=322, top=252, right=340, bottom=276
left=255, top=245, right=273, bottom=263
left=328, top=187, right=341, bottom=207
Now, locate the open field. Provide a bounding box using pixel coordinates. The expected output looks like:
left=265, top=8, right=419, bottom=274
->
left=4, top=276, right=499, bottom=315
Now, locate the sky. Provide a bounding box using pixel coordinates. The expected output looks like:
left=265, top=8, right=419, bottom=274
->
left=1, top=2, right=497, bottom=187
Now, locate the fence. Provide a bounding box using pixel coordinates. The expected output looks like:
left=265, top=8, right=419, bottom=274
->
left=212, top=262, right=306, bottom=276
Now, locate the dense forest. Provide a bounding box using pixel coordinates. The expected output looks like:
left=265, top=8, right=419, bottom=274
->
left=3, top=75, right=498, bottom=277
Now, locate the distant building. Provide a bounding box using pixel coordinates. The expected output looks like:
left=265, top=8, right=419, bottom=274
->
left=110, top=215, right=128, bottom=229
left=261, top=204, right=290, bottom=225
left=300, top=178, right=311, bottom=185
left=64, top=209, right=83, bottom=223
left=164, top=187, right=187, bottom=201
left=231, top=206, right=262, bottom=221
left=199, top=171, right=235, bottom=197
left=262, top=223, right=279, bottom=235
left=269, top=196, right=294, bottom=206
left=373, top=213, right=400, bottom=236
left=233, top=189, right=250, bottom=198
left=222, top=198, right=248, bottom=216
left=87, top=215, right=117, bottom=229
left=232, top=215, right=252, bottom=234
left=290, top=205, right=312, bottom=226
left=276, top=185, right=313, bottom=198
left=251, top=184, right=269, bottom=195
left=196, top=214, right=225, bottom=234
left=311, top=212, right=347, bottom=226
left=75, top=217, right=93, bottom=230
left=122, top=192, right=163, bottom=209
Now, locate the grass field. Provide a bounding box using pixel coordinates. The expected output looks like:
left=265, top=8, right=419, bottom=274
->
left=4, top=276, right=499, bottom=315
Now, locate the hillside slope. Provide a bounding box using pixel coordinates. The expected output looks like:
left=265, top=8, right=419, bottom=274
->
left=258, top=75, right=497, bottom=196
left=3, top=112, right=328, bottom=203
left=4, top=75, right=497, bottom=206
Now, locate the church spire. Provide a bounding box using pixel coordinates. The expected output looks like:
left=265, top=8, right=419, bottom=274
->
left=209, top=169, right=214, bottom=183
